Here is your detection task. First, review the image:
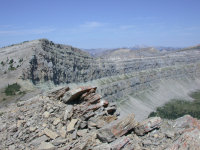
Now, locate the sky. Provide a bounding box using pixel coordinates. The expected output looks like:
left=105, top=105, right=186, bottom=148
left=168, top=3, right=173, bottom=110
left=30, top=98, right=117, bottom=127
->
left=0, top=0, right=200, bottom=48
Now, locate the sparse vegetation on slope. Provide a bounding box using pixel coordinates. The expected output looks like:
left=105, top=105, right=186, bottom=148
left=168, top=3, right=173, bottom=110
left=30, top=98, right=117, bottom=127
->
left=5, top=83, right=21, bottom=96
left=148, top=91, right=200, bottom=119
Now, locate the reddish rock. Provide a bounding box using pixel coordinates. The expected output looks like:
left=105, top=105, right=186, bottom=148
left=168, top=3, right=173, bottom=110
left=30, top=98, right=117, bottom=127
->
left=80, top=88, right=96, bottom=100
left=166, top=115, right=200, bottom=150
left=173, top=115, right=200, bottom=130
left=167, top=128, right=200, bottom=150
left=134, top=117, right=162, bottom=136
left=86, top=100, right=109, bottom=112
left=110, top=136, right=130, bottom=150
left=86, top=93, right=102, bottom=104
left=48, top=86, right=70, bottom=100
left=62, top=86, right=97, bottom=104
left=97, top=113, right=137, bottom=142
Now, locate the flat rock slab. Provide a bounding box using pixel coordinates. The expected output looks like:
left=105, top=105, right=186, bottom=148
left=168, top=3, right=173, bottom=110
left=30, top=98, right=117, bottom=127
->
left=44, top=128, right=59, bottom=140
left=62, top=86, right=97, bottom=104
left=97, top=113, right=137, bottom=143
left=67, top=119, right=78, bottom=132
left=48, top=86, right=70, bottom=100
left=110, top=136, right=130, bottom=150
left=38, top=142, right=55, bottom=150
left=134, top=117, right=162, bottom=136
left=30, top=135, right=49, bottom=146
left=64, top=105, right=73, bottom=120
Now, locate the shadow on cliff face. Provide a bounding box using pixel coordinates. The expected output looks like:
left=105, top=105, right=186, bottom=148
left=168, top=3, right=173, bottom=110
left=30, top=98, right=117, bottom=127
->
left=118, top=77, right=200, bottom=121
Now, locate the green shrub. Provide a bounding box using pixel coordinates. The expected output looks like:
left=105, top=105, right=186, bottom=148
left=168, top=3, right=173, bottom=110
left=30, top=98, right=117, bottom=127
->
left=9, top=59, right=14, bottom=64
left=19, top=58, right=23, bottom=63
left=5, top=83, right=21, bottom=96
left=148, top=91, right=200, bottom=119
left=0, top=112, right=3, bottom=116
left=8, top=64, right=16, bottom=70
left=1, top=61, right=5, bottom=66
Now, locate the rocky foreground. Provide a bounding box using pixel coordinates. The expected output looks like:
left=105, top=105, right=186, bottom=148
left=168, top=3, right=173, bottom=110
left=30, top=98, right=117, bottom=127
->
left=0, top=86, right=200, bottom=150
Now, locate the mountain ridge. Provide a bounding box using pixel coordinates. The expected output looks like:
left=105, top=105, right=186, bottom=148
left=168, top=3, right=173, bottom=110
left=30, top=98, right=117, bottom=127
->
left=1, top=39, right=200, bottom=120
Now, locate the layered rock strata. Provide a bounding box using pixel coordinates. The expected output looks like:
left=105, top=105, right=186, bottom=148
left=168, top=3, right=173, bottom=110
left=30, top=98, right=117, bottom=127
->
left=1, top=39, right=199, bottom=85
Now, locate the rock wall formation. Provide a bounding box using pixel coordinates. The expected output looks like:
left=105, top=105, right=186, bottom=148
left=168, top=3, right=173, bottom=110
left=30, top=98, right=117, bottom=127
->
left=1, top=39, right=200, bottom=120
left=14, top=39, right=200, bottom=86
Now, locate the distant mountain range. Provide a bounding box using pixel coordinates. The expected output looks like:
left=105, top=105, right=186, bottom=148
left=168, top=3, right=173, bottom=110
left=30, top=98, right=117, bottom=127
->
left=84, top=46, right=182, bottom=57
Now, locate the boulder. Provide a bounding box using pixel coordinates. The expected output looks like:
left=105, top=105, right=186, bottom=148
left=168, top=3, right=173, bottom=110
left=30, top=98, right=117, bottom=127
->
left=83, top=93, right=102, bottom=104
left=173, top=115, right=200, bottom=129
left=167, top=128, right=200, bottom=150
left=97, top=113, right=137, bottom=142
left=62, top=86, right=97, bottom=104
left=86, top=100, right=109, bottom=112
left=134, top=117, right=162, bottom=136
left=48, top=86, right=70, bottom=100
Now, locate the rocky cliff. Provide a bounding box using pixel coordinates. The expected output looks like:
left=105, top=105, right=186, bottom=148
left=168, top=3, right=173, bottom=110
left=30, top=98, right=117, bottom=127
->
left=1, top=39, right=200, bottom=120
left=1, top=39, right=200, bottom=85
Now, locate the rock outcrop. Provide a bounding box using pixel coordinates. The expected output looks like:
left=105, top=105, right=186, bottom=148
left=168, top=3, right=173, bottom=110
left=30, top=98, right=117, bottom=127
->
left=0, top=86, right=200, bottom=150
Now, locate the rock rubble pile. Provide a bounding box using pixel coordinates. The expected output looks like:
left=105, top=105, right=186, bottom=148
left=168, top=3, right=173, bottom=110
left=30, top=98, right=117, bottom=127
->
left=0, top=86, right=200, bottom=150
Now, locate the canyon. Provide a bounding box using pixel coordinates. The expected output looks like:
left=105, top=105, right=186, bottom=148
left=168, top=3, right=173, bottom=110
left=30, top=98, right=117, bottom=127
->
left=1, top=39, right=200, bottom=149
left=1, top=39, right=200, bottom=120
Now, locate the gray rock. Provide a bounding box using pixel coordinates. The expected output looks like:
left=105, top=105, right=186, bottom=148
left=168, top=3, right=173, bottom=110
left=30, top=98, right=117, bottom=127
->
left=43, top=111, right=50, bottom=118
left=97, top=113, right=137, bottom=142
left=110, top=136, right=130, bottom=150
left=38, top=142, right=55, bottom=150
left=67, top=119, right=78, bottom=132
left=77, top=129, right=88, bottom=137
left=93, top=143, right=111, bottom=150
left=30, top=135, right=49, bottom=146
left=134, top=117, right=162, bottom=136
left=52, top=138, right=67, bottom=146
left=8, top=145, right=15, bottom=150
left=62, top=86, right=97, bottom=104
left=53, top=118, right=61, bottom=126
left=44, top=128, right=59, bottom=139
left=64, top=105, right=73, bottom=120
left=142, top=139, right=152, bottom=146
left=80, top=121, right=87, bottom=129
left=165, top=130, right=175, bottom=138
left=72, top=129, right=77, bottom=140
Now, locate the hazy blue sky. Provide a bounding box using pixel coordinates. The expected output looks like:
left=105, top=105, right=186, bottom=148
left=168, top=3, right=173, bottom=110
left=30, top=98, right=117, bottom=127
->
left=0, top=0, right=200, bottom=48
